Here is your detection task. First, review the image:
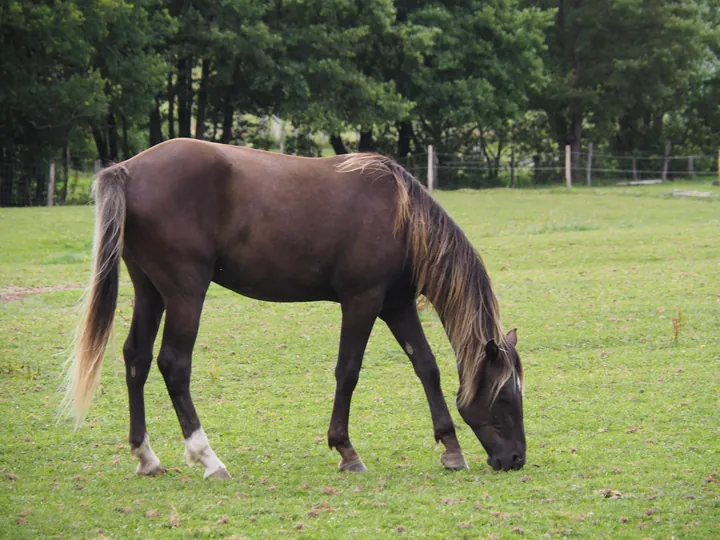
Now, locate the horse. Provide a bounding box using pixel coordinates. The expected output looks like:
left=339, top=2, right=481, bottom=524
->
left=63, top=138, right=525, bottom=479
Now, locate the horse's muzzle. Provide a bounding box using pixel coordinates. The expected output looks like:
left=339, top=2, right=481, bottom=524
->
left=487, top=452, right=525, bottom=471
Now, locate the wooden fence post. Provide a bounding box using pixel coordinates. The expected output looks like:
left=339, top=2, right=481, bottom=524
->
left=510, top=146, right=516, bottom=188
left=427, top=144, right=435, bottom=192
left=47, top=161, right=55, bottom=207
left=688, top=155, right=694, bottom=179
left=661, top=140, right=671, bottom=181
left=586, top=142, right=593, bottom=186
left=632, top=158, right=638, bottom=181
left=565, top=145, right=572, bottom=187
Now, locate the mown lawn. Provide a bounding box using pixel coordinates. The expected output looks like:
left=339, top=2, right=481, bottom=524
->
left=1, top=182, right=718, bottom=538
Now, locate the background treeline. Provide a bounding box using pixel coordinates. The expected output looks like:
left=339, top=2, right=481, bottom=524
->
left=2, top=0, right=720, bottom=204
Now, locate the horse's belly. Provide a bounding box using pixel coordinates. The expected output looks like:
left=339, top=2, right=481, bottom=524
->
left=211, top=256, right=339, bottom=303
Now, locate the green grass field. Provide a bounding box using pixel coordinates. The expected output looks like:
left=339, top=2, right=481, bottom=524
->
left=1, top=182, right=719, bottom=538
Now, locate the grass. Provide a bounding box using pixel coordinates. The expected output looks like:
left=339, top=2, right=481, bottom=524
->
left=1, top=181, right=719, bottom=538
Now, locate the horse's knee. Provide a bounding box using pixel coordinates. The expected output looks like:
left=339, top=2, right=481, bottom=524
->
left=413, top=360, right=441, bottom=386
left=335, top=366, right=360, bottom=393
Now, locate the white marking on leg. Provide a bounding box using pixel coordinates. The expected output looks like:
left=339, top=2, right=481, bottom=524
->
left=184, top=428, right=228, bottom=479
left=131, top=433, right=162, bottom=475
left=405, top=342, right=414, bottom=355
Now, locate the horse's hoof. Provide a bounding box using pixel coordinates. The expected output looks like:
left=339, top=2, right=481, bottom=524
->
left=339, top=458, right=368, bottom=473
left=441, top=452, right=469, bottom=470
left=137, top=464, right=166, bottom=476
left=205, top=467, right=231, bottom=480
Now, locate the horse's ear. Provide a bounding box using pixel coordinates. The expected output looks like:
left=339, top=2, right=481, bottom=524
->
left=506, top=328, right=518, bottom=348
left=485, top=339, right=499, bottom=360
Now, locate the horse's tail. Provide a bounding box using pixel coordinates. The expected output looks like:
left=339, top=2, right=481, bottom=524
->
left=62, top=165, right=128, bottom=425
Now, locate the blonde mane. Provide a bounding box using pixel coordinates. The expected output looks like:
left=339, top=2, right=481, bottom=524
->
left=337, top=153, right=519, bottom=406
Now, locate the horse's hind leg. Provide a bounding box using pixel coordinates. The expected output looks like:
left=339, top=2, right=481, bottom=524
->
left=328, top=289, right=384, bottom=472
left=380, top=301, right=468, bottom=470
left=155, top=271, right=229, bottom=479
left=124, top=261, right=165, bottom=475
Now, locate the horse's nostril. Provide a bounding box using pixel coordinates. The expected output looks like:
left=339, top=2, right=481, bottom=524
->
left=511, top=453, right=524, bottom=465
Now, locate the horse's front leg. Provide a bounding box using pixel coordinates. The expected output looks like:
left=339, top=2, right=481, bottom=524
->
left=327, top=290, right=384, bottom=472
left=381, top=301, right=469, bottom=470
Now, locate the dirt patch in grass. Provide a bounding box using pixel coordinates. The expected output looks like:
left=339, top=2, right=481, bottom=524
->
left=0, top=285, right=82, bottom=302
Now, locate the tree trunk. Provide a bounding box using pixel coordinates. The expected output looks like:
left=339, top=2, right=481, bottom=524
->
left=61, top=144, right=69, bottom=204
left=220, top=102, right=234, bottom=144
left=149, top=98, right=164, bottom=147
left=121, top=115, right=130, bottom=160
left=330, top=134, right=348, bottom=155
left=34, top=162, right=45, bottom=205
left=570, top=0, right=583, bottom=161
left=358, top=129, right=374, bottom=152
left=167, top=71, right=175, bottom=139
left=570, top=111, right=582, bottom=167
left=108, top=112, right=119, bottom=163
left=177, top=58, right=192, bottom=138
left=195, top=59, right=210, bottom=139
left=91, top=123, right=110, bottom=166
left=397, top=122, right=413, bottom=158
left=0, top=147, right=14, bottom=207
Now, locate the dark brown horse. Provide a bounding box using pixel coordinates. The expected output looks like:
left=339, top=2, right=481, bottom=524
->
left=63, top=138, right=525, bottom=479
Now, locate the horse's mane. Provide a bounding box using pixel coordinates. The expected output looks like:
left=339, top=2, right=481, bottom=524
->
left=337, top=153, right=520, bottom=406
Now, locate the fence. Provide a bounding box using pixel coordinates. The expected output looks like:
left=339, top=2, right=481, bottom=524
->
left=399, top=145, right=720, bottom=191
left=3, top=144, right=719, bottom=206
left=0, top=160, right=94, bottom=207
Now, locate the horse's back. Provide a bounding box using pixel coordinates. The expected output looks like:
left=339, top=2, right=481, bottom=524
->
left=121, top=139, right=407, bottom=302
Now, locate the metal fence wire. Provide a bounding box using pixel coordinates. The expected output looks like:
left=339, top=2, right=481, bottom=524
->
left=3, top=145, right=718, bottom=206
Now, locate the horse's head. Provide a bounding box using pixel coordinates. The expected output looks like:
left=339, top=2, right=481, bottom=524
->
left=457, top=328, right=525, bottom=471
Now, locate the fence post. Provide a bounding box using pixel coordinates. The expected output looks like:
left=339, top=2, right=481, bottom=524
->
left=427, top=144, right=435, bottom=192
left=510, top=146, right=516, bottom=188
left=662, top=140, right=671, bottom=181
left=586, top=142, right=593, bottom=186
left=565, top=145, right=572, bottom=187
left=688, top=155, right=694, bottom=179
left=47, top=161, right=56, bottom=207
left=632, top=158, right=638, bottom=181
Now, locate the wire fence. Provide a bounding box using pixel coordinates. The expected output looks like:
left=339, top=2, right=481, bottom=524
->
left=2, top=145, right=718, bottom=206
left=0, top=159, right=94, bottom=207
left=398, top=148, right=719, bottom=190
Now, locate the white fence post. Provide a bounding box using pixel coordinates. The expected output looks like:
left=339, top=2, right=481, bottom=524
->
left=47, top=161, right=55, bottom=207
left=662, top=140, right=671, bottom=181
left=586, top=142, right=593, bottom=186
left=427, top=144, right=435, bottom=192
left=565, top=145, right=572, bottom=188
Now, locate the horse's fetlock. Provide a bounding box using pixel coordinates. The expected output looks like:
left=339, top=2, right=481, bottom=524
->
left=327, top=431, right=348, bottom=450
left=434, top=420, right=457, bottom=443
left=129, top=433, right=147, bottom=450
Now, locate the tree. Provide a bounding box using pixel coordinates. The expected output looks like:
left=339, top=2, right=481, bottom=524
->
left=0, top=0, right=106, bottom=205
left=526, top=0, right=713, bottom=157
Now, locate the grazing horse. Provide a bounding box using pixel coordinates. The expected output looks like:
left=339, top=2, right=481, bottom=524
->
left=63, top=138, right=525, bottom=479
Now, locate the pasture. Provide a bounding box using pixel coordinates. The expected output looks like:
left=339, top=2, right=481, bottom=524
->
left=1, top=182, right=718, bottom=538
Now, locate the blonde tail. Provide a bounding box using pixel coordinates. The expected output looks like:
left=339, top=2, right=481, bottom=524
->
left=62, top=165, right=128, bottom=425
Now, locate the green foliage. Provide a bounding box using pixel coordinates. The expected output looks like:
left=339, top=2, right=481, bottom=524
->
left=1, top=186, right=719, bottom=536
left=4, top=0, right=720, bottom=201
